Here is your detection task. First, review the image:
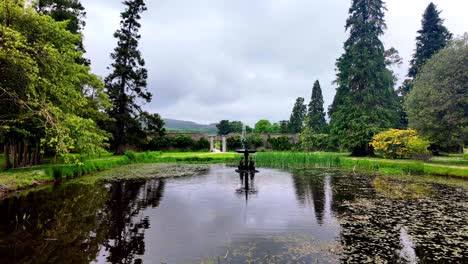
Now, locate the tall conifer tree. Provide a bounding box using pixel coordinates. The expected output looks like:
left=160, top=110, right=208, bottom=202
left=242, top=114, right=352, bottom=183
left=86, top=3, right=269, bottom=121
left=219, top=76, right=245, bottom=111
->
left=289, top=97, right=306, bottom=133
left=408, top=2, right=452, bottom=78
left=105, top=0, right=151, bottom=154
left=306, top=80, right=327, bottom=133
left=329, top=0, right=400, bottom=156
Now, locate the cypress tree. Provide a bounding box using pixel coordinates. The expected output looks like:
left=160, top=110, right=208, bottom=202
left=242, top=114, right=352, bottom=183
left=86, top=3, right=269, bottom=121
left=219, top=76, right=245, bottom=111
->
left=306, top=80, right=327, bottom=133
left=289, top=97, right=307, bottom=133
left=408, top=2, right=452, bottom=78
left=329, top=0, right=400, bottom=156
left=105, top=0, right=151, bottom=154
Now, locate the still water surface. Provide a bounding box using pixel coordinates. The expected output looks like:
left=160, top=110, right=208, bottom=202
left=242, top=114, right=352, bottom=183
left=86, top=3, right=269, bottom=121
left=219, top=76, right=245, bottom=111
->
left=0, top=165, right=466, bottom=263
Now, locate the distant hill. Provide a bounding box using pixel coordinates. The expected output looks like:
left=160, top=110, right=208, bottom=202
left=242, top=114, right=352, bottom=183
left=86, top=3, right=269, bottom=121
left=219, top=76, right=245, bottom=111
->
left=163, top=119, right=218, bottom=134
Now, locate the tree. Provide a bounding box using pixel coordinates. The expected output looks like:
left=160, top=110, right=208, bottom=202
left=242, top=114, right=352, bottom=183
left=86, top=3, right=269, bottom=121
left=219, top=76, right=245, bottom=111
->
left=36, top=0, right=89, bottom=65
left=36, top=0, right=86, bottom=34
left=279, top=120, right=290, bottom=133
left=270, top=122, right=281, bottom=133
left=229, top=121, right=243, bottom=133
left=289, top=97, right=306, bottom=133
left=329, top=0, right=400, bottom=156
left=0, top=1, right=108, bottom=169
left=306, top=80, right=327, bottom=133
left=408, top=2, right=452, bottom=79
left=405, top=35, right=467, bottom=153
left=105, top=0, right=151, bottom=154
left=216, top=120, right=231, bottom=135
left=254, top=120, right=272, bottom=134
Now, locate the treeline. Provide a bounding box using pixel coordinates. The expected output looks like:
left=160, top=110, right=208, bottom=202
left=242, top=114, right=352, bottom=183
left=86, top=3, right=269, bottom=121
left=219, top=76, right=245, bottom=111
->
left=326, top=1, right=466, bottom=156
left=0, top=0, right=165, bottom=169
left=238, top=1, right=466, bottom=157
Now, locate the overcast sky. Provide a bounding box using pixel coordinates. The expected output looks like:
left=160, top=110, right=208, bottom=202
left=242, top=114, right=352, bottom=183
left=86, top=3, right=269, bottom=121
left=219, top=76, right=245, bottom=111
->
left=82, top=0, right=468, bottom=125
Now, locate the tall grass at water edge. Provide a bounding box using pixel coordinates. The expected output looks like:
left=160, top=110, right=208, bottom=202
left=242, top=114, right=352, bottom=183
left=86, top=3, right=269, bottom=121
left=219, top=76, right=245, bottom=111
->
left=46, top=151, right=238, bottom=180
left=255, top=152, right=468, bottom=178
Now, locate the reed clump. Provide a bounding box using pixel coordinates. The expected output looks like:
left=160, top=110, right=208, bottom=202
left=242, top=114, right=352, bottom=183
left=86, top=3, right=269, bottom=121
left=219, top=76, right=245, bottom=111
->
left=254, top=152, right=468, bottom=178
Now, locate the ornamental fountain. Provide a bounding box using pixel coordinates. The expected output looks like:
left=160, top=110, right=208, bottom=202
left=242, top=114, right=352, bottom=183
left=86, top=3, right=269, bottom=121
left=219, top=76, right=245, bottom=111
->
left=235, top=125, right=258, bottom=201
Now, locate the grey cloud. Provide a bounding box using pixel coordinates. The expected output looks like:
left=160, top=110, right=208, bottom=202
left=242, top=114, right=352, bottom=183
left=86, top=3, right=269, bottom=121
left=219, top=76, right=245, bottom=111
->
left=82, top=0, right=468, bottom=125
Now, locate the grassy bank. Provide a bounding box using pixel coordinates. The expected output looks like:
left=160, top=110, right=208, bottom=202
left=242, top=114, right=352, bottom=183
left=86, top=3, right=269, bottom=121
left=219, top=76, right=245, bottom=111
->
left=255, top=152, right=468, bottom=178
left=0, top=151, right=238, bottom=197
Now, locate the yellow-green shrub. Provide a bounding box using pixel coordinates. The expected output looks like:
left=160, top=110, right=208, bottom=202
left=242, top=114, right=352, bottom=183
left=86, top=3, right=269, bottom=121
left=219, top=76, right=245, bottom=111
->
left=370, top=129, right=430, bottom=159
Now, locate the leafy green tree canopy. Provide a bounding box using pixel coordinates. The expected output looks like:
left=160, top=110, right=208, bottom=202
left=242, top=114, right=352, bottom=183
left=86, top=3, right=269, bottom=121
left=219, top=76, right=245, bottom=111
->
left=254, top=120, right=272, bottom=134
left=405, top=35, right=467, bottom=152
left=0, top=1, right=108, bottom=168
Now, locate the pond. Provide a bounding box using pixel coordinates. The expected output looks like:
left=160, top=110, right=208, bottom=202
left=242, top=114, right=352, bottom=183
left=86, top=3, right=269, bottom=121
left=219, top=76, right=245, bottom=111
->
left=0, top=164, right=466, bottom=263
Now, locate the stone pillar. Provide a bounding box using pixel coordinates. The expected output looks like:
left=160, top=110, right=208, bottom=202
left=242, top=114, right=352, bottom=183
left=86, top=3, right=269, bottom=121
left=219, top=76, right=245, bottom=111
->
left=210, top=137, right=214, bottom=152
left=222, top=136, right=227, bottom=152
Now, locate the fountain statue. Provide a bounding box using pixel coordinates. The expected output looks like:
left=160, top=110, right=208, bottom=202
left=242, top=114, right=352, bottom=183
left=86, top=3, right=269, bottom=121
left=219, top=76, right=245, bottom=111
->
left=235, top=125, right=258, bottom=172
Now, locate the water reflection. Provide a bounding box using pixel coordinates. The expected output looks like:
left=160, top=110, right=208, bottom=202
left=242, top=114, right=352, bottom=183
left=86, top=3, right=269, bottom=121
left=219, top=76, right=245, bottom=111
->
left=236, top=171, right=257, bottom=202
left=99, top=180, right=165, bottom=263
left=0, top=166, right=466, bottom=263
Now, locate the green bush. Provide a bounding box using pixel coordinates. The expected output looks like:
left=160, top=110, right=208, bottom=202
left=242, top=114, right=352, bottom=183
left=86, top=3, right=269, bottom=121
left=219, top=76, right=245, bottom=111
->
left=194, top=138, right=210, bottom=151
left=300, top=128, right=330, bottom=151
left=172, top=135, right=195, bottom=150
left=124, top=151, right=137, bottom=162
left=148, top=136, right=173, bottom=150
left=227, top=135, right=242, bottom=150
left=370, top=129, right=430, bottom=159
left=267, top=136, right=292, bottom=151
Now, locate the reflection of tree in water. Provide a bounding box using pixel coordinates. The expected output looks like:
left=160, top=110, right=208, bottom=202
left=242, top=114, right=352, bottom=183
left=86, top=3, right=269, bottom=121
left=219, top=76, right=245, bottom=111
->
left=104, top=179, right=165, bottom=264
left=292, top=171, right=326, bottom=224
left=0, top=179, right=166, bottom=264
left=0, top=183, right=110, bottom=263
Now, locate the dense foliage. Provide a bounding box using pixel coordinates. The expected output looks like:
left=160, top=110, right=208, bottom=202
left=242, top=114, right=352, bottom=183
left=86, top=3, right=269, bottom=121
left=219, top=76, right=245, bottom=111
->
left=329, top=0, right=400, bottom=156
left=300, top=125, right=330, bottom=152
left=0, top=1, right=109, bottom=169
left=370, top=129, right=430, bottom=159
left=306, top=80, right=327, bottom=133
left=216, top=120, right=243, bottom=135
left=267, top=136, right=293, bottom=151
left=405, top=35, right=468, bottom=153
left=254, top=120, right=272, bottom=134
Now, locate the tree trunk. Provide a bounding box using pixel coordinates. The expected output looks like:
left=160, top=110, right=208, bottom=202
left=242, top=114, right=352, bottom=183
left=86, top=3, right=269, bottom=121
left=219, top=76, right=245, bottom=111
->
left=3, top=144, right=12, bottom=170
left=12, top=142, right=17, bottom=168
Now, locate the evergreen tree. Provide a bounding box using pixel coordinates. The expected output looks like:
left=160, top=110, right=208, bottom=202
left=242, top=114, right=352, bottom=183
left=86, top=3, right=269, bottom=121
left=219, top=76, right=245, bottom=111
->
left=289, top=97, right=306, bottom=133
left=408, top=2, right=452, bottom=78
left=105, top=0, right=151, bottom=154
left=279, top=120, right=290, bottom=133
left=306, top=80, right=327, bottom=133
left=216, top=120, right=231, bottom=135
left=329, top=0, right=400, bottom=156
